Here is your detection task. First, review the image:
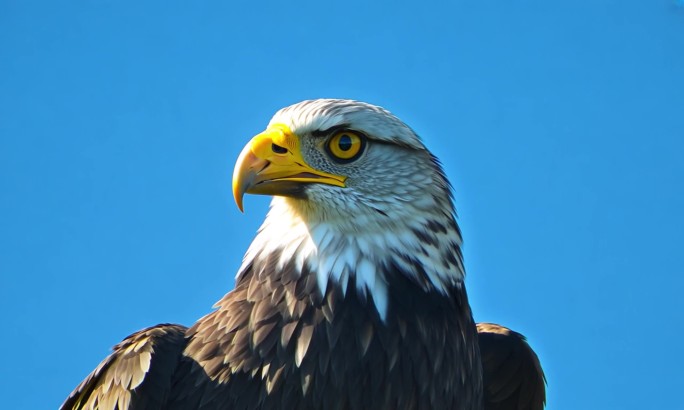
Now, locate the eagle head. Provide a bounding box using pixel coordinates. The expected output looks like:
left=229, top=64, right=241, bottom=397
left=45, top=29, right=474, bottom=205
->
left=232, top=99, right=464, bottom=319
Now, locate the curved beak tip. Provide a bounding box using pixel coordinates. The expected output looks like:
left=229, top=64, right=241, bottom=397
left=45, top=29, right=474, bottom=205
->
left=233, top=146, right=260, bottom=213
left=232, top=175, right=248, bottom=213
left=234, top=195, right=245, bottom=213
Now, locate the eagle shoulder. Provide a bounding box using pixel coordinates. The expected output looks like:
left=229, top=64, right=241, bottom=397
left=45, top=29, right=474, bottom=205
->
left=477, top=323, right=546, bottom=410
left=61, top=324, right=187, bottom=410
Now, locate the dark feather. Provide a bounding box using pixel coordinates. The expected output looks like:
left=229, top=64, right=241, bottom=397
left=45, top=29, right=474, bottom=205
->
left=62, top=258, right=545, bottom=410
left=477, top=323, right=547, bottom=410
left=60, top=324, right=187, bottom=410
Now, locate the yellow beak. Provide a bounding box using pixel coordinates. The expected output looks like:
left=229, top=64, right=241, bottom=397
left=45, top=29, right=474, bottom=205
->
left=232, top=123, right=347, bottom=211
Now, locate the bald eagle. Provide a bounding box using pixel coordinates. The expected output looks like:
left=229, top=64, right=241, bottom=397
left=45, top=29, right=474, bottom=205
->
left=62, top=99, right=546, bottom=410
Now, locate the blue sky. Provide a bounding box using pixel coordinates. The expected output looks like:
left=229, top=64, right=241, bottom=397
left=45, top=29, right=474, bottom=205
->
left=1, top=1, right=683, bottom=409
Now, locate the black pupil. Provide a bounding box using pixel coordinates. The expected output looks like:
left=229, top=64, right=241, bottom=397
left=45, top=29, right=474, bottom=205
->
left=338, top=135, right=353, bottom=151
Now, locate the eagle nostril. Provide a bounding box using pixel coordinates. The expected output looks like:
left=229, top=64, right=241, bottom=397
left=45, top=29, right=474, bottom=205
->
left=272, top=143, right=288, bottom=154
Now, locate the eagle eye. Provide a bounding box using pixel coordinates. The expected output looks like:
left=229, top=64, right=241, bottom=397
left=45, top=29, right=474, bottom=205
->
left=326, top=130, right=366, bottom=163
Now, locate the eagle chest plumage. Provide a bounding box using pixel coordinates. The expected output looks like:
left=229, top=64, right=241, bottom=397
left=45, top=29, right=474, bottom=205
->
left=174, top=253, right=483, bottom=410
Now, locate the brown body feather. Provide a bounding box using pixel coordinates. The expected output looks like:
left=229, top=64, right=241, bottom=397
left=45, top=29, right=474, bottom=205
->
left=61, top=325, right=187, bottom=410
left=62, top=264, right=545, bottom=410
left=478, top=324, right=546, bottom=410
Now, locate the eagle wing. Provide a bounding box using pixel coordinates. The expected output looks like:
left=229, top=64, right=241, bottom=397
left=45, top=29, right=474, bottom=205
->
left=61, top=324, right=187, bottom=410
left=477, top=323, right=546, bottom=410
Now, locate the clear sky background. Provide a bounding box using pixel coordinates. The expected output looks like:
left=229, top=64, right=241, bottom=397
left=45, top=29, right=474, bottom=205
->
left=1, top=1, right=683, bottom=409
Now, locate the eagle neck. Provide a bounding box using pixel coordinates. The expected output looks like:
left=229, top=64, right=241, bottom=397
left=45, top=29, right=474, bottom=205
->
left=237, top=197, right=465, bottom=321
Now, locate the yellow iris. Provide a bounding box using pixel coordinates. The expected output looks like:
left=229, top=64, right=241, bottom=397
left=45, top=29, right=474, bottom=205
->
left=327, top=131, right=365, bottom=162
